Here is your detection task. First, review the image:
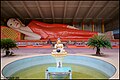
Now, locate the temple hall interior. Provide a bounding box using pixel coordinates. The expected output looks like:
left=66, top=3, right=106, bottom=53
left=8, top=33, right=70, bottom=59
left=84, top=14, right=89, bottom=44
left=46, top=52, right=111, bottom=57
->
left=1, top=1, right=119, bottom=79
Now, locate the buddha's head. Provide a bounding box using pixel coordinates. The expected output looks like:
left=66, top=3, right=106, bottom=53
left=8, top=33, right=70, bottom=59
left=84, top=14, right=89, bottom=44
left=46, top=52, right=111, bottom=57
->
left=7, top=18, right=22, bottom=29
left=57, top=40, right=61, bottom=44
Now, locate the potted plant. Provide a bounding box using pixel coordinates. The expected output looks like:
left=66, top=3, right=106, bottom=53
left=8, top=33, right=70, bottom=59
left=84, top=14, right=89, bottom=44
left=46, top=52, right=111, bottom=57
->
left=1, top=38, right=18, bottom=56
left=87, top=35, right=112, bottom=55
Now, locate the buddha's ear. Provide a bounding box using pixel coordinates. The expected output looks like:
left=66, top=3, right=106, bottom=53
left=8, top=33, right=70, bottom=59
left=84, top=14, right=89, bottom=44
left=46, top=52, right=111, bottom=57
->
left=16, top=18, right=25, bottom=27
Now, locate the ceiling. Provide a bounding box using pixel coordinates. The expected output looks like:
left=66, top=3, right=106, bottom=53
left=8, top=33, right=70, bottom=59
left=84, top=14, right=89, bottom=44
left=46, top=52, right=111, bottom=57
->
left=1, top=1, right=119, bottom=25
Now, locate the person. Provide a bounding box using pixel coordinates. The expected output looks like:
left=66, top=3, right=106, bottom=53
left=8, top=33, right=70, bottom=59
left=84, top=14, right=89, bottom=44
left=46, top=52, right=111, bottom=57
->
left=47, top=39, right=52, bottom=44
left=7, top=18, right=98, bottom=40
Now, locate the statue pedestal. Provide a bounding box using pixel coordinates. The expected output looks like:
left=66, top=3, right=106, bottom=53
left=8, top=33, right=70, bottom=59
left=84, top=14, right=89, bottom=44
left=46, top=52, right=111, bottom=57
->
left=45, top=49, right=72, bottom=79
left=52, top=51, right=67, bottom=68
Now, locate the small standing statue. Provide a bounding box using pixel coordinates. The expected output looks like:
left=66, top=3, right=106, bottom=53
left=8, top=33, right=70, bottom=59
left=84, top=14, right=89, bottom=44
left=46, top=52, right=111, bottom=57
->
left=52, top=38, right=67, bottom=68
left=54, top=38, right=65, bottom=53
left=47, top=38, right=72, bottom=79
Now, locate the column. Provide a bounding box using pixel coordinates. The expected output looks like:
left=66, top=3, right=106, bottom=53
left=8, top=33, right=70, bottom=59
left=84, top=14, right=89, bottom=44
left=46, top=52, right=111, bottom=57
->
left=92, top=21, right=95, bottom=32
left=101, top=19, right=105, bottom=33
left=56, top=58, right=62, bottom=68
left=82, top=22, right=84, bottom=30
left=69, top=70, right=72, bottom=79
left=48, top=73, right=50, bottom=79
left=45, top=69, right=48, bottom=79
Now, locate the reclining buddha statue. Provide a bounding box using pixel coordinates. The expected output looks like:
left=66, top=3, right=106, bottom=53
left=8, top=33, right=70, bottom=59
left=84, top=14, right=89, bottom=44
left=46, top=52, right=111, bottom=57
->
left=7, top=18, right=98, bottom=40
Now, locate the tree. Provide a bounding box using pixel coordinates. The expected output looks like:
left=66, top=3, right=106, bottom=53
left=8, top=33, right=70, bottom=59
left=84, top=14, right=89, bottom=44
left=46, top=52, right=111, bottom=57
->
left=87, top=35, right=112, bottom=55
left=1, top=38, right=18, bottom=56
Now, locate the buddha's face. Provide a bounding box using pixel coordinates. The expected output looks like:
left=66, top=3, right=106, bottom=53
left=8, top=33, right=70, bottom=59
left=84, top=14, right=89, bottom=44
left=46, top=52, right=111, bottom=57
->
left=57, top=40, right=61, bottom=44
left=7, top=18, right=21, bottom=29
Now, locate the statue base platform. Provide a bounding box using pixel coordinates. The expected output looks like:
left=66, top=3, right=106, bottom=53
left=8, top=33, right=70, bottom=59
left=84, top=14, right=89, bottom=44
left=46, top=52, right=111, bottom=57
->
left=45, top=67, right=72, bottom=79
left=51, top=51, right=67, bottom=57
